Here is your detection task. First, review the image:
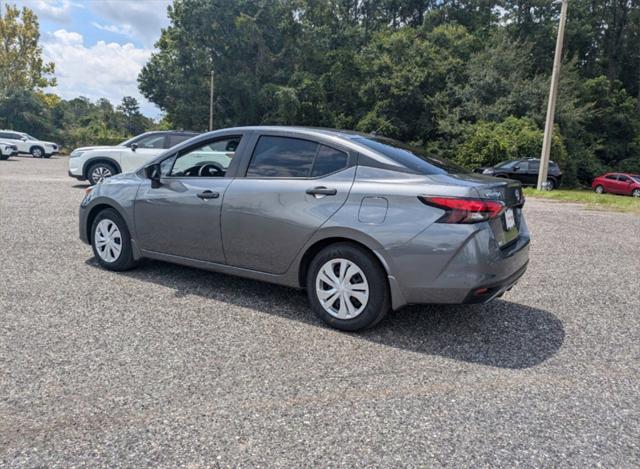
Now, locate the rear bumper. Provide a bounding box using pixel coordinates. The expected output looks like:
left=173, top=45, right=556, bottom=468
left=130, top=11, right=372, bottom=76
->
left=383, top=209, right=531, bottom=308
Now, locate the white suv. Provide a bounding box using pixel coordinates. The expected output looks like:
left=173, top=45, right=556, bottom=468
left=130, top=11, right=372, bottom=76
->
left=0, top=130, right=59, bottom=158
left=68, top=131, right=198, bottom=185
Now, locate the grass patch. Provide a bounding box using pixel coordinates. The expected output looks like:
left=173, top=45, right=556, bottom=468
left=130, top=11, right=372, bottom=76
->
left=523, top=188, right=640, bottom=214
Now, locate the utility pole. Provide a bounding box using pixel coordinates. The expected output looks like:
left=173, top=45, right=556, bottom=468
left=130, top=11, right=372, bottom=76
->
left=209, top=69, right=214, bottom=131
left=538, top=0, right=569, bottom=190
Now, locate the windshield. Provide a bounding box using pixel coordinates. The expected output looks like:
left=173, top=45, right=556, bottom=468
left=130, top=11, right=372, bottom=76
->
left=24, top=134, right=36, bottom=140
left=352, top=136, right=467, bottom=175
left=495, top=160, right=519, bottom=169
left=631, top=175, right=640, bottom=184
left=118, top=134, right=148, bottom=147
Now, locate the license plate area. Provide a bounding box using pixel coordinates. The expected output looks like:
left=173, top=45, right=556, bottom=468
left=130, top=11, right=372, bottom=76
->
left=503, top=208, right=516, bottom=231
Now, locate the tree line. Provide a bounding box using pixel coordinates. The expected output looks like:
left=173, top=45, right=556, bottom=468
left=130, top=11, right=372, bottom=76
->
left=140, top=0, right=640, bottom=185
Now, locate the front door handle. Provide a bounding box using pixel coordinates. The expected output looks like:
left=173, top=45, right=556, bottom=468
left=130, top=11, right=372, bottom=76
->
left=306, top=186, right=337, bottom=196
left=197, top=190, right=220, bottom=200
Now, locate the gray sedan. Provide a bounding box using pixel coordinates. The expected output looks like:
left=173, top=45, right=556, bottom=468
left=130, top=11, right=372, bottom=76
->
left=79, top=126, right=530, bottom=331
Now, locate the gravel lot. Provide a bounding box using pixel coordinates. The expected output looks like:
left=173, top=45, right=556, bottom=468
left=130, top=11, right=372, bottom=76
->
left=1, top=156, right=639, bottom=467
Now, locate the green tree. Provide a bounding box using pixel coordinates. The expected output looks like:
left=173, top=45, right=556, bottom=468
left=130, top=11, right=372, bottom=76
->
left=0, top=4, right=55, bottom=95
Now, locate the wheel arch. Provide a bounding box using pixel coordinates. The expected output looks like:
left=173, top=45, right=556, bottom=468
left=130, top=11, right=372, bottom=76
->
left=84, top=202, right=129, bottom=244
left=83, top=157, right=122, bottom=179
left=296, top=230, right=391, bottom=288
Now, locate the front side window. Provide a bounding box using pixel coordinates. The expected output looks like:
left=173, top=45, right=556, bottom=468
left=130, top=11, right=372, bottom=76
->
left=247, top=136, right=318, bottom=178
left=618, top=175, right=630, bottom=182
left=138, top=134, right=166, bottom=149
left=167, top=136, right=241, bottom=178
left=516, top=161, right=529, bottom=171
left=167, top=134, right=195, bottom=148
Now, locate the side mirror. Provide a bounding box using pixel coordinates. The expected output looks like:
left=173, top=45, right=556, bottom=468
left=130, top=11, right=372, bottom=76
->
left=144, top=163, right=162, bottom=188
left=131, top=143, right=138, bottom=152
left=21, top=137, right=28, bottom=141
left=513, top=166, right=520, bottom=171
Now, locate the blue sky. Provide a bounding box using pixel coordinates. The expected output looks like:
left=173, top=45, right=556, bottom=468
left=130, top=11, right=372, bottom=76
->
left=13, top=0, right=172, bottom=117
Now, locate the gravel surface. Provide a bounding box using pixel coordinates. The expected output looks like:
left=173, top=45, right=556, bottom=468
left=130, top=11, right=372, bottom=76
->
left=1, top=156, right=639, bottom=467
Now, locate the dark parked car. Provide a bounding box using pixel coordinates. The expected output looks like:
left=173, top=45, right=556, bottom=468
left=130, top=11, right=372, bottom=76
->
left=80, top=126, right=530, bottom=331
left=592, top=173, right=640, bottom=197
left=476, top=158, right=563, bottom=189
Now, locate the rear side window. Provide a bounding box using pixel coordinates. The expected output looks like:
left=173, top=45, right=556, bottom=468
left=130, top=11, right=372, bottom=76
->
left=311, top=145, right=348, bottom=177
left=247, top=136, right=318, bottom=178
left=605, top=174, right=618, bottom=180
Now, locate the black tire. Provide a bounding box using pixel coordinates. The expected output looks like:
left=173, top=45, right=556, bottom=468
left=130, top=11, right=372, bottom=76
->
left=44, top=154, right=52, bottom=159
left=594, top=185, right=605, bottom=194
left=90, top=208, right=138, bottom=271
left=546, top=178, right=556, bottom=190
left=306, top=242, right=390, bottom=331
left=87, top=161, right=117, bottom=185
left=0, top=154, right=8, bottom=160
left=30, top=146, right=44, bottom=158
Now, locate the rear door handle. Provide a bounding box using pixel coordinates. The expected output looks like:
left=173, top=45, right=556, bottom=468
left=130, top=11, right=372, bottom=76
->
left=306, top=186, right=337, bottom=196
left=197, top=190, right=220, bottom=200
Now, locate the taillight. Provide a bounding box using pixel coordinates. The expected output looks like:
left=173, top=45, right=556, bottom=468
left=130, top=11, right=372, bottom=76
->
left=418, top=196, right=505, bottom=224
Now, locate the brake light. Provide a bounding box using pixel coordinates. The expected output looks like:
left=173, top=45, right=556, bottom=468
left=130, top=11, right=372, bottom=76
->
left=418, top=196, right=505, bottom=224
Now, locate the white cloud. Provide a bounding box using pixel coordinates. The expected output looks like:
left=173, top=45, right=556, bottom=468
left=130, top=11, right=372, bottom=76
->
left=88, top=0, right=171, bottom=47
left=91, top=22, right=134, bottom=37
left=14, top=0, right=80, bottom=24
left=43, top=29, right=159, bottom=117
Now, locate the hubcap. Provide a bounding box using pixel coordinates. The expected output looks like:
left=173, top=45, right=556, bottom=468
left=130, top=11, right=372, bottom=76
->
left=94, top=219, right=122, bottom=262
left=316, top=258, right=369, bottom=319
left=33, top=149, right=42, bottom=157
left=633, top=190, right=640, bottom=198
left=596, top=186, right=603, bottom=194
left=91, top=166, right=112, bottom=183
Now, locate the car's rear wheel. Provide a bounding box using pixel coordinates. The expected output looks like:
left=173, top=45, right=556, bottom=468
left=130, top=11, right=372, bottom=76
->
left=307, top=243, right=389, bottom=331
left=88, top=162, right=116, bottom=185
left=632, top=189, right=640, bottom=198
left=90, top=208, right=137, bottom=271
left=595, top=185, right=605, bottom=194
left=30, top=146, right=44, bottom=158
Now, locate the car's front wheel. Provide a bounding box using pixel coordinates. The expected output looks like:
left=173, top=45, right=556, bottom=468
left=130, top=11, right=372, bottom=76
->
left=30, top=146, right=44, bottom=158
left=91, top=208, right=137, bottom=271
left=595, top=185, right=605, bottom=194
left=632, top=189, right=640, bottom=198
left=307, top=243, right=389, bottom=331
left=88, top=162, right=117, bottom=185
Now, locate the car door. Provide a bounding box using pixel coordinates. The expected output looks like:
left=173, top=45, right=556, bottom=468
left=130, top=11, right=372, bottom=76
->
left=617, top=175, right=633, bottom=194
left=134, top=134, right=245, bottom=263
left=604, top=174, right=621, bottom=193
left=221, top=134, right=356, bottom=274
left=121, top=133, right=168, bottom=172
left=509, top=160, right=528, bottom=184
left=525, top=160, right=540, bottom=185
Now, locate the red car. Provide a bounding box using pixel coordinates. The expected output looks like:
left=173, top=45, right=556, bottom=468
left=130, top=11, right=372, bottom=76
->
left=592, top=173, right=640, bottom=197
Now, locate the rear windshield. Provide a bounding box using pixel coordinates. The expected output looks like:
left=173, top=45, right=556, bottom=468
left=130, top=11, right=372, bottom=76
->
left=352, top=136, right=467, bottom=175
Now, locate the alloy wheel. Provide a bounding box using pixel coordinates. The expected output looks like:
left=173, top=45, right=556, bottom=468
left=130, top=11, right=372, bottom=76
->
left=633, top=189, right=640, bottom=198
left=315, top=258, right=369, bottom=319
left=94, top=219, right=122, bottom=262
left=91, top=166, right=112, bottom=184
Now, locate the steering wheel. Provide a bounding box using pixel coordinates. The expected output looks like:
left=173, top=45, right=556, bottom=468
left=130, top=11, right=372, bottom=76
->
left=198, top=162, right=225, bottom=177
